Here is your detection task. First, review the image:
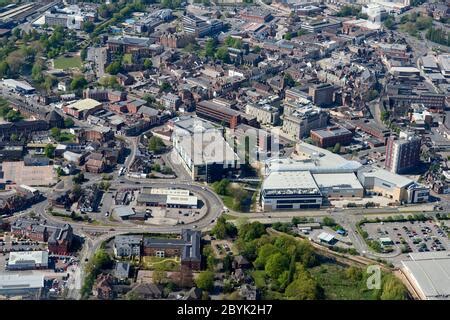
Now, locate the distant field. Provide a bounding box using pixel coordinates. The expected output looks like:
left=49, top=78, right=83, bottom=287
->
left=54, top=56, right=82, bottom=70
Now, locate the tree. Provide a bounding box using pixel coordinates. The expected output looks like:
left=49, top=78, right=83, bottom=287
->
left=215, top=46, right=230, bottom=63
left=284, top=73, right=295, bottom=87
left=212, top=179, right=230, bottom=195
left=72, top=173, right=85, bottom=184
left=70, top=75, right=87, bottom=90
left=0, top=61, right=9, bottom=78
left=80, top=48, right=87, bottom=61
left=265, top=253, right=289, bottom=279
left=4, top=109, right=22, bottom=122
left=44, top=144, right=56, bottom=158
left=143, top=58, right=153, bottom=69
left=159, top=82, right=172, bottom=92
left=50, top=127, right=61, bottom=139
left=83, top=21, right=95, bottom=34
left=211, top=216, right=237, bottom=239
left=384, top=16, right=395, bottom=30
left=106, top=60, right=122, bottom=75
left=285, top=267, right=322, bottom=300
left=153, top=270, right=167, bottom=285
left=10, top=133, right=19, bottom=142
left=238, top=222, right=266, bottom=242
left=148, top=136, right=165, bottom=154
left=254, top=244, right=281, bottom=269
left=195, top=271, right=214, bottom=292
left=64, top=117, right=75, bottom=128
left=332, top=143, right=341, bottom=154
left=203, top=38, right=217, bottom=58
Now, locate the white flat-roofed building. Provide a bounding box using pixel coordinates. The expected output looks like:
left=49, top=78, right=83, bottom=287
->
left=166, top=195, right=198, bottom=208
left=401, top=252, right=450, bottom=300
left=148, top=188, right=190, bottom=197
left=437, top=54, right=450, bottom=78
left=7, top=251, right=49, bottom=270
left=420, top=56, right=439, bottom=73
left=137, top=187, right=198, bottom=208
left=312, top=173, right=364, bottom=198
left=264, top=142, right=362, bottom=175
left=389, top=66, right=421, bottom=80
left=318, top=232, right=335, bottom=244
left=2, top=79, right=35, bottom=94
left=261, top=171, right=322, bottom=211
left=0, top=274, right=44, bottom=298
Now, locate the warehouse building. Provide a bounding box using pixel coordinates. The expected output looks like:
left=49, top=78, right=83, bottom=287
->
left=401, top=252, right=450, bottom=300
left=0, top=274, right=44, bottom=299
left=261, top=171, right=323, bottom=211
left=136, top=187, right=198, bottom=208
left=2, top=79, right=35, bottom=94
left=7, top=251, right=49, bottom=270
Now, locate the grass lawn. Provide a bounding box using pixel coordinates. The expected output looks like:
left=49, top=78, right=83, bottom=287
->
left=141, top=256, right=180, bottom=271
left=309, top=263, right=379, bottom=300
left=58, top=132, right=76, bottom=142
left=54, top=56, right=82, bottom=70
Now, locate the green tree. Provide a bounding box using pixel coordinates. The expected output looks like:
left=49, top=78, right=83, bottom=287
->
left=285, top=267, right=322, bottom=300
left=143, top=58, right=153, bottom=69
left=72, top=173, right=85, bottom=184
left=203, top=38, right=217, bottom=58
left=50, top=127, right=61, bottom=139
left=384, top=16, right=395, bottom=30
left=83, top=21, right=95, bottom=34
left=148, top=136, right=165, bottom=154
left=153, top=270, right=167, bottom=285
left=215, top=46, right=229, bottom=63
left=238, top=222, right=266, bottom=242
left=70, top=75, right=88, bottom=90
left=64, top=117, right=75, bottom=128
left=44, top=144, right=56, bottom=158
left=195, top=271, right=215, bottom=292
left=211, top=216, right=237, bottom=239
left=283, top=32, right=292, bottom=40
left=212, top=179, right=230, bottom=195
left=332, top=143, right=341, bottom=154
left=265, top=253, right=289, bottom=279
left=0, top=61, right=9, bottom=78
left=254, top=244, right=281, bottom=269
left=106, top=60, right=122, bottom=75
left=159, top=81, right=172, bottom=92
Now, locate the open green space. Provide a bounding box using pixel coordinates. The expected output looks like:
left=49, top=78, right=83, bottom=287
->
left=54, top=56, right=82, bottom=70
left=141, top=256, right=181, bottom=271
left=309, top=263, right=380, bottom=300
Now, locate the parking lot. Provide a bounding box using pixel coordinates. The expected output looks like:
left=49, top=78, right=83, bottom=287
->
left=0, top=233, right=48, bottom=254
left=362, top=220, right=449, bottom=254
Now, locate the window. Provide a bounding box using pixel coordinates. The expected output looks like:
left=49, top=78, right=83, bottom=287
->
left=156, top=250, right=165, bottom=258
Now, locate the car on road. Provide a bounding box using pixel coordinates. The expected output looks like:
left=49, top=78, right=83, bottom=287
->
left=192, top=225, right=198, bottom=229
